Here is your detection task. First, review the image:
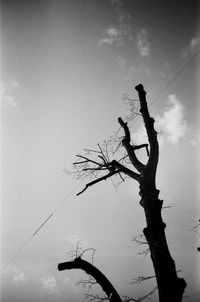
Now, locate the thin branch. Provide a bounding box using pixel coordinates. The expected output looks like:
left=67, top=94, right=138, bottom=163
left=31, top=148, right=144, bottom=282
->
left=132, top=234, right=150, bottom=256
left=193, top=219, right=200, bottom=229
left=77, top=278, right=98, bottom=291
left=85, top=293, right=109, bottom=301
left=75, top=155, right=103, bottom=167
left=82, top=167, right=108, bottom=171
left=123, top=286, right=157, bottom=302
left=77, top=170, right=121, bottom=196
left=98, top=143, right=109, bottom=164
left=84, top=148, right=102, bottom=154
left=79, top=248, right=96, bottom=263
left=130, top=275, right=155, bottom=285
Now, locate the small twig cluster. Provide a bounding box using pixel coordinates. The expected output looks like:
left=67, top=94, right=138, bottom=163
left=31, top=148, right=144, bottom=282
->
left=123, top=286, right=157, bottom=302
left=66, top=241, right=96, bottom=263
left=132, top=234, right=150, bottom=257
left=122, top=93, right=141, bottom=122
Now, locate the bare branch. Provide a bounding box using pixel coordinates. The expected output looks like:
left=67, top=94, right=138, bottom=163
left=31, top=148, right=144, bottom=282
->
left=98, top=143, right=109, bottom=164
left=77, top=277, right=98, bottom=292
left=132, top=234, right=150, bottom=257
left=123, top=286, right=157, bottom=302
left=130, top=275, right=155, bottom=285
left=132, top=234, right=148, bottom=246
left=79, top=248, right=96, bottom=263
left=85, top=293, right=109, bottom=301
left=77, top=169, right=121, bottom=196
left=75, top=155, right=103, bottom=167
left=122, top=93, right=141, bottom=122
left=193, top=219, right=200, bottom=229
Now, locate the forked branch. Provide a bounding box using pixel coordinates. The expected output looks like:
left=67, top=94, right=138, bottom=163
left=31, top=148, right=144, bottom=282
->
left=73, top=84, right=157, bottom=196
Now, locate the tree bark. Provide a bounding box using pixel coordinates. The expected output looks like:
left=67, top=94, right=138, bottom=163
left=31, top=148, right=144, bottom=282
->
left=140, top=189, right=186, bottom=302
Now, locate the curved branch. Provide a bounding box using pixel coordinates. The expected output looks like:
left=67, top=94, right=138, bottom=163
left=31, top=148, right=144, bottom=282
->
left=58, top=258, right=122, bottom=302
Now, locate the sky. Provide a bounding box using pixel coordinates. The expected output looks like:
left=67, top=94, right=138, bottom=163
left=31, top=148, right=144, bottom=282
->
left=1, top=0, right=200, bottom=301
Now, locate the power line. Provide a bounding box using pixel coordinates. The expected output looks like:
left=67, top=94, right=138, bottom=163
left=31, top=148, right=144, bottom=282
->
left=149, top=48, right=200, bottom=106
left=0, top=179, right=83, bottom=274
left=117, top=47, right=200, bottom=133
left=0, top=235, right=34, bottom=275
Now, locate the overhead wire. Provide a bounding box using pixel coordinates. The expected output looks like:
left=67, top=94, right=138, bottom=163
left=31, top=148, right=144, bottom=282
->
left=149, top=47, right=200, bottom=106
left=1, top=47, right=199, bottom=274
left=0, top=179, right=83, bottom=274
left=114, top=47, right=200, bottom=137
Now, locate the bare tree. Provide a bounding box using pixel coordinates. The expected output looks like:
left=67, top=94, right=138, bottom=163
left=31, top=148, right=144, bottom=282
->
left=72, top=84, right=187, bottom=302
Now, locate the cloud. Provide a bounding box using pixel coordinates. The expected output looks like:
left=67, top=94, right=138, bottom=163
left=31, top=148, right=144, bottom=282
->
left=137, top=29, right=150, bottom=57
left=13, top=272, right=27, bottom=284
left=99, top=1, right=132, bottom=46
left=189, top=134, right=200, bottom=147
left=181, top=35, right=200, bottom=58
left=132, top=126, right=148, bottom=145
left=98, top=26, right=122, bottom=45
left=130, top=95, right=187, bottom=149
left=155, top=95, right=188, bottom=144
left=1, top=80, right=20, bottom=111
left=111, top=0, right=122, bottom=5
left=41, top=276, right=57, bottom=294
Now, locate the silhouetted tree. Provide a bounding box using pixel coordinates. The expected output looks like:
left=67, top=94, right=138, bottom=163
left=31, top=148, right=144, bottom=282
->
left=72, top=84, right=187, bottom=302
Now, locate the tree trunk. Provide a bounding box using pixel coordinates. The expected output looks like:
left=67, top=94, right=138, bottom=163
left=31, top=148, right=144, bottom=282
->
left=140, top=187, right=187, bottom=302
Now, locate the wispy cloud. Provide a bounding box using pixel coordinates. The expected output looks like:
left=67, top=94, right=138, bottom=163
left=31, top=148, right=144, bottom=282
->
left=111, top=0, right=122, bottom=5
left=156, top=95, right=188, bottom=144
left=181, top=35, right=200, bottom=58
left=189, top=134, right=200, bottom=147
left=98, top=1, right=132, bottom=46
left=98, top=26, right=122, bottom=45
left=41, top=276, right=57, bottom=294
left=13, top=272, right=28, bottom=284
left=1, top=80, right=20, bottom=111
left=137, top=29, right=150, bottom=57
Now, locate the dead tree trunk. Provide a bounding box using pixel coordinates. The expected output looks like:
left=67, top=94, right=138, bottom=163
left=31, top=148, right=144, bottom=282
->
left=73, top=84, right=187, bottom=302
left=58, top=258, right=122, bottom=302
left=135, top=84, right=186, bottom=302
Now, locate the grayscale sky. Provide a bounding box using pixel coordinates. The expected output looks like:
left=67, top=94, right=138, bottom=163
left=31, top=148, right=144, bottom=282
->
left=1, top=0, right=200, bottom=301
